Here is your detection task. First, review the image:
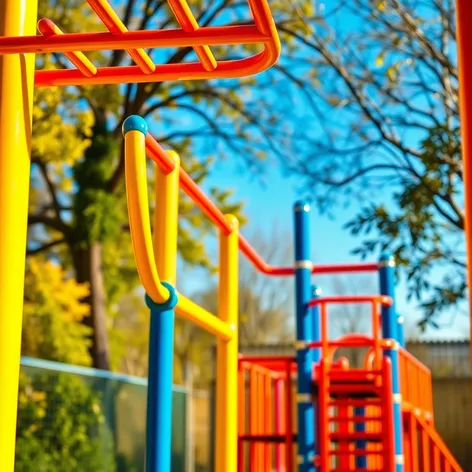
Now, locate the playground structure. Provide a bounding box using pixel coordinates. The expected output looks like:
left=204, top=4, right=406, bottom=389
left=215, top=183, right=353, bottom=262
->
left=0, top=1, right=471, bottom=472
left=125, top=118, right=464, bottom=472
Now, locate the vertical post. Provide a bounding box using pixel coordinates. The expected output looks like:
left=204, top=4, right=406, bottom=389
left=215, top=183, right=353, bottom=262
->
left=311, top=285, right=322, bottom=363
left=455, top=0, right=472, bottom=356
left=396, top=314, right=405, bottom=348
left=379, top=254, right=404, bottom=472
left=215, top=215, right=239, bottom=472
left=379, top=253, right=398, bottom=343
left=0, top=2, right=38, bottom=470
left=123, top=116, right=179, bottom=472
left=293, top=201, right=315, bottom=471
left=145, top=287, right=178, bottom=472
left=153, top=148, right=182, bottom=471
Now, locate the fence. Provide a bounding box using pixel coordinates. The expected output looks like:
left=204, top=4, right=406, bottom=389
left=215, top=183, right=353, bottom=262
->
left=16, top=357, right=188, bottom=472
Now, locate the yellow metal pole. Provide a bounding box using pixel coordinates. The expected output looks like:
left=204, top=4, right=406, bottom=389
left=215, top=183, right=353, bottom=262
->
left=153, top=151, right=180, bottom=284
left=215, top=214, right=239, bottom=472
left=123, top=126, right=170, bottom=303
left=0, top=1, right=38, bottom=470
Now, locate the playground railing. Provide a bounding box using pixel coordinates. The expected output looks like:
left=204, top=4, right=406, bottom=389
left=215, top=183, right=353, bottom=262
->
left=238, top=356, right=296, bottom=472
left=307, top=295, right=392, bottom=370
left=398, top=347, right=434, bottom=422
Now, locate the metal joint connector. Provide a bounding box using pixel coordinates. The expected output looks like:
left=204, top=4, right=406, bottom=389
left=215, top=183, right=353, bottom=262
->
left=295, top=260, right=313, bottom=270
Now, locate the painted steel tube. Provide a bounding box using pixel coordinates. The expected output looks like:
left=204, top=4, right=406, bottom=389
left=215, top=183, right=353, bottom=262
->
left=145, top=286, right=178, bottom=472
left=0, top=2, right=38, bottom=470
left=293, top=201, right=315, bottom=472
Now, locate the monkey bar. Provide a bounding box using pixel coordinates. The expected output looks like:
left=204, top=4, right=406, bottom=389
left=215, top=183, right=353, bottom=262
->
left=0, top=0, right=280, bottom=86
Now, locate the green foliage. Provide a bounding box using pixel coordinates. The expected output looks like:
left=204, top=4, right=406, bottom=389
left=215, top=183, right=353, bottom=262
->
left=23, top=257, right=92, bottom=366
left=275, top=0, right=464, bottom=328
left=16, top=371, right=115, bottom=471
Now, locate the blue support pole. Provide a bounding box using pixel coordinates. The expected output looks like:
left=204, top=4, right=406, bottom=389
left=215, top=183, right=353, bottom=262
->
left=396, top=313, right=405, bottom=348
left=311, top=285, right=322, bottom=363
left=293, top=201, right=315, bottom=472
left=354, top=407, right=367, bottom=469
left=379, top=253, right=397, bottom=343
left=379, top=254, right=404, bottom=472
left=145, top=282, right=178, bottom=472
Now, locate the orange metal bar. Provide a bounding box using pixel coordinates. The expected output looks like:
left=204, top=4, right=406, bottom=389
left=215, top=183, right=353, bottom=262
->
left=421, top=427, right=430, bottom=472
left=167, top=0, right=217, bottom=71
left=37, top=19, right=97, bottom=77
left=249, top=368, right=256, bottom=472
left=317, top=360, right=329, bottom=471
left=264, top=374, right=272, bottom=470
left=383, top=357, right=395, bottom=472
left=410, top=413, right=419, bottom=472
left=455, top=0, right=472, bottom=355
left=284, top=362, right=293, bottom=472
left=86, top=0, right=155, bottom=74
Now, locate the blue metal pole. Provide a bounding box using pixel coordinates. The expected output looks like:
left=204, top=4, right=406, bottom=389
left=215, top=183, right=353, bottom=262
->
left=396, top=313, right=405, bottom=348
left=379, top=253, right=397, bottom=342
left=293, top=201, right=315, bottom=472
left=354, top=407, right=367, bottom=469
left=386, top=346, right=404, bottom=472
left=379, top=254, right=404, bottom=472
left=311, top=285, right=321, bottom=363
left=145, top=282, right=178, bottom=472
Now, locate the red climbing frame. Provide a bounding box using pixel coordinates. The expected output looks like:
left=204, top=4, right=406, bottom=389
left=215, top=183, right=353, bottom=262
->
left=0, top=0, right=280, bottom=87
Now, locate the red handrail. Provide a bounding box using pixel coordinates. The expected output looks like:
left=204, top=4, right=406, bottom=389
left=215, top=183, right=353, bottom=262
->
left=143, top=131, right=380, bottom=277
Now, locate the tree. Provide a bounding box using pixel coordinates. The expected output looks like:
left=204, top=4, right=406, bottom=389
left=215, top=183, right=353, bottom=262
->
left=28, top=0, right=320, bottom=369
left=276, top=0, right=464, bottom=329
left=22, top=257, right=92, bottom=367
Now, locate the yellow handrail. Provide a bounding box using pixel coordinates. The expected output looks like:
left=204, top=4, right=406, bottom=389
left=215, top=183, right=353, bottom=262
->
left=124, top=126, right=171, bottom=303
left=123, top=117, right=235, bottom=343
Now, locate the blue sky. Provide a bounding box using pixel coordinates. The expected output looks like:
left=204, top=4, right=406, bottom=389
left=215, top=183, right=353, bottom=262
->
left=192, top=153, right=470, bottom=342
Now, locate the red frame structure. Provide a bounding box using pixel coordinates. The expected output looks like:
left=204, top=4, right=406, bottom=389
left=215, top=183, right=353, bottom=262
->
left=0, top=0, right=280, bottom=86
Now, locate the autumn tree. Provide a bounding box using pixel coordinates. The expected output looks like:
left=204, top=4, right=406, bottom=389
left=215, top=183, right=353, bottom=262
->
left=275, top=0, right=464, bottom=329
left=29, top=0, right=309, bottom=368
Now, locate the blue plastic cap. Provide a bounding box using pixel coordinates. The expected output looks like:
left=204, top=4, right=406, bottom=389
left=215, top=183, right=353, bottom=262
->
left=379, top=252, right=394, bottom=263
left=122, top=115, right=148, bottom=136
left=294, top=200, right=310, bottom=212
left=311, top=285, right=322, bottom=297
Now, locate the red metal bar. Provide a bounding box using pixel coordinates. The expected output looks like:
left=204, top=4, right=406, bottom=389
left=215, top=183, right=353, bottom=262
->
left=167, top=0, right=217, bottom=71
left=455, top=0, right=472, bottom=361
left=383, top=357, right=395, bottom=472
left=264, top=374, right=272, bottom=470
left=410, top=413, right=419, bottom=472
left=37, top=19, right=97, bottom=77
left=285, top=361, right=293, bottom=472
left=249, top=368, right=257, bottom=472
left=307, top=295, right=393, bottom=308
left=0, top=25, right=266, bottom=55
left=274, top=379, right=282, bottom=471
left=312, top=262, right=379, bottom=274
left=86, top=0, right=155, bottom=74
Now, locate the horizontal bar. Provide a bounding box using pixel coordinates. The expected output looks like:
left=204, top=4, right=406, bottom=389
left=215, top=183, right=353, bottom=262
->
left=37, top=19, right=97, bottom=77
left=239, top=235, right=294, bottom=276
left=307, top=295, right=392, bottom=308
left=312, top=262, right=379, bottom=274
left=0, top=25, right=268, bottom=55
left=176, top=294, right=233, bottom=341
left=167, top=0, right=217, bottom=72
left=239, top=355, right=296, bottom=363
left=239, top=434, right=297, bottom=443
left=86, top=0, right=156, bottom=74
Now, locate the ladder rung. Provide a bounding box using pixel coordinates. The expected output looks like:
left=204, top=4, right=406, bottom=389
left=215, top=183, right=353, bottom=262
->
left=330, top=415, right=383, bottom=422
left=329, top=399, right=381, bottom=406
left=330, top=432, right=383, bottom=442
left=329, top=448, right=384, bottom=455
